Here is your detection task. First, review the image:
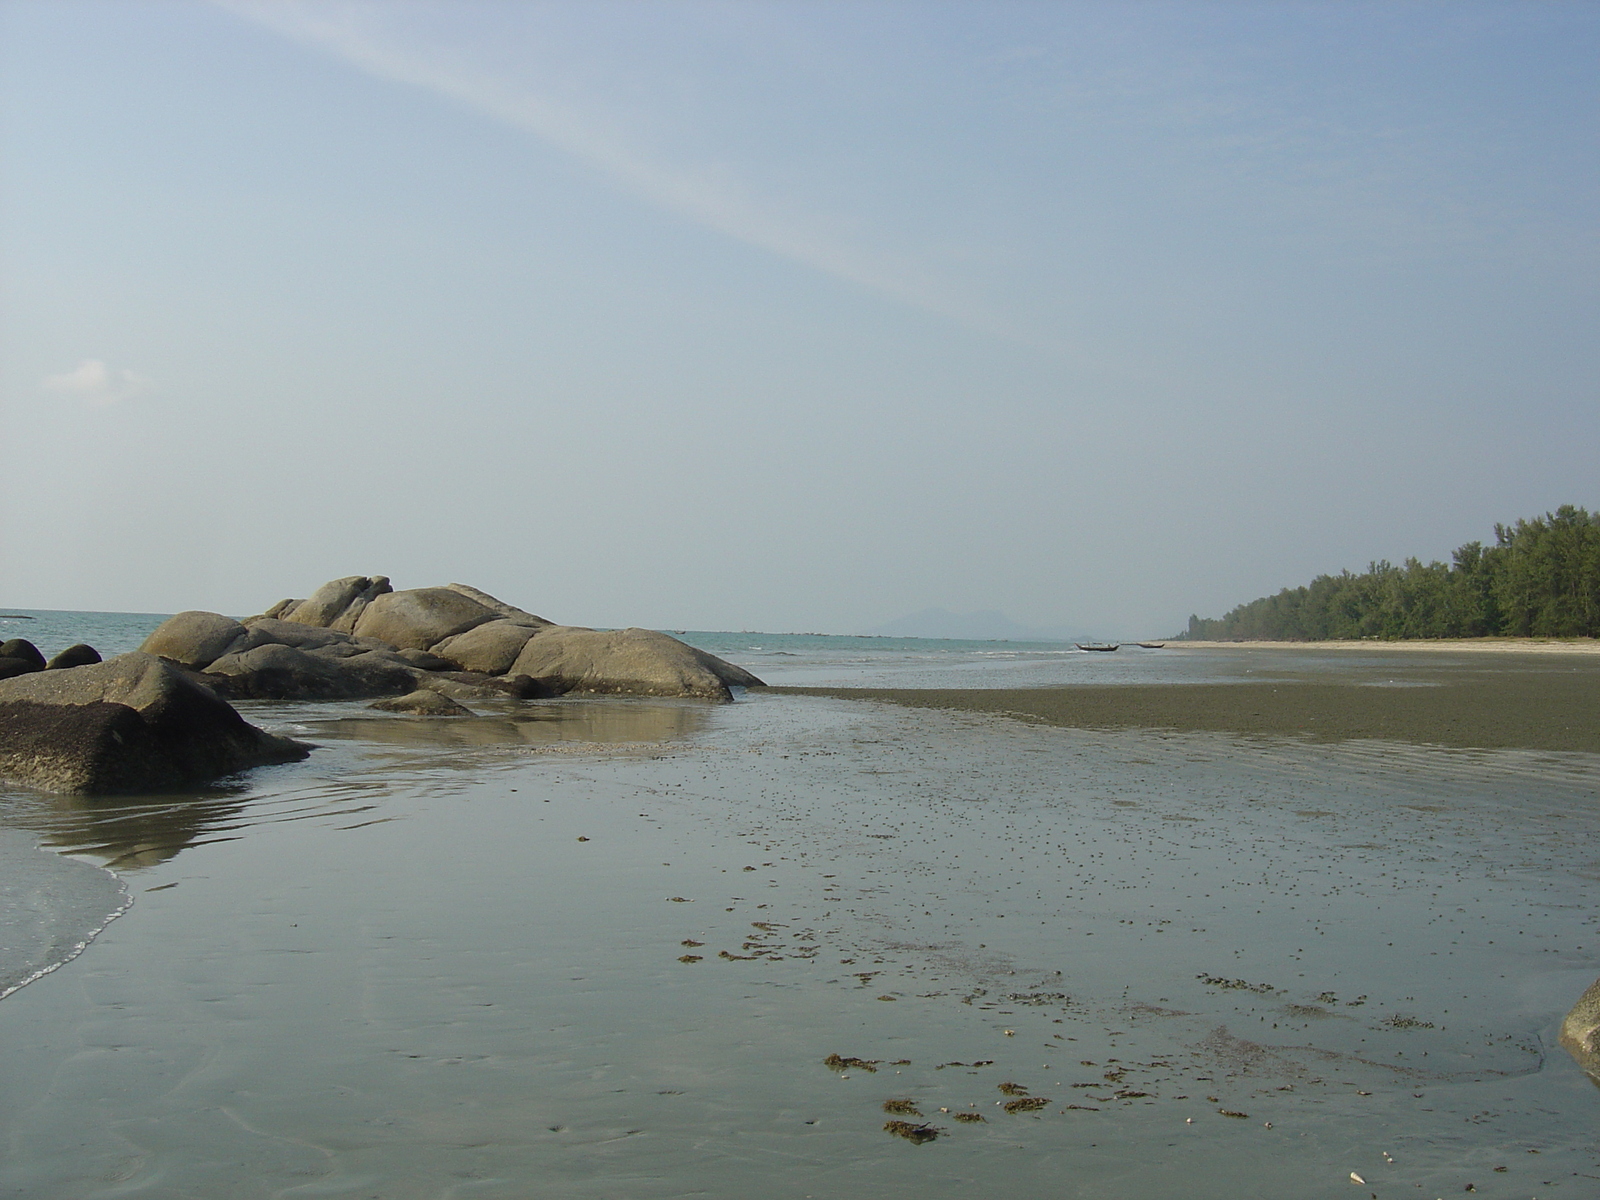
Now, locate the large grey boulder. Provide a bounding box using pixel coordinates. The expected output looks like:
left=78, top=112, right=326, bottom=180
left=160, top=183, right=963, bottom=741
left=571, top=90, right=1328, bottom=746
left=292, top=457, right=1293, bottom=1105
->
left=352, top=588, right=498, bottom=650
left=203, top=644, right=418, bottom=701
left=0, top=653, right=308, bottom=793
left=276, top=575, right=393, bottom=633
left=432, top=619, right=541, bottom=675
left=508, top=627, right=762, bottom=701
left=140, top=611, right=247, bottom=669
left=1561, top=976, right=1600, bottom=1081
left=442, top=583, right=552, bottom=627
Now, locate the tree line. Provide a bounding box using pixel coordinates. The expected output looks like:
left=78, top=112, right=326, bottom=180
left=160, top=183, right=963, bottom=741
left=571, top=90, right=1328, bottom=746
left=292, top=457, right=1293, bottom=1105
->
left=1181, top=505, right=1600, bottom=641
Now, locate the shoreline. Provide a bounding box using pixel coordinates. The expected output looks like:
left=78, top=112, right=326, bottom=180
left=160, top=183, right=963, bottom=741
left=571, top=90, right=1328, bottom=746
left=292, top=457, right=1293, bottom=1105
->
left=766, top=647, right=1600, bottom=752
left=1167, top=637, right=1600, bottom=655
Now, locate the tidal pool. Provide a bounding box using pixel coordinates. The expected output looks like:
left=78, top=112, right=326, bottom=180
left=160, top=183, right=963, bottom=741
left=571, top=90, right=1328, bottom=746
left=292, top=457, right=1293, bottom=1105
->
left=0, top=688, right=1596, bottom=1198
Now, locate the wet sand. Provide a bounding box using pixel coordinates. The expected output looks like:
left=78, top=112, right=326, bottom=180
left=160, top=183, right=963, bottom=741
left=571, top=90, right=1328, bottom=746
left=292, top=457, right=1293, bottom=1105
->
left=3, top=680, right=1599, bottom=1196
left=769, top=649, right=1600, bottom=752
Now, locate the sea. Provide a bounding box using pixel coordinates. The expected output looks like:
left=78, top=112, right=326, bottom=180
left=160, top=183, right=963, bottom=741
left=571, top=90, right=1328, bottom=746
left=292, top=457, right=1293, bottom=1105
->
left=0, top=608, right=1597, bottom=1199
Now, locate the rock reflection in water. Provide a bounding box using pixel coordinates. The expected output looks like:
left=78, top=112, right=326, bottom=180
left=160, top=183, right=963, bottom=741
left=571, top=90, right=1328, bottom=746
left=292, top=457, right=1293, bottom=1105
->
left=21, top=785, right=256, bottom=870
left=313, top=698, right=713, bottom=749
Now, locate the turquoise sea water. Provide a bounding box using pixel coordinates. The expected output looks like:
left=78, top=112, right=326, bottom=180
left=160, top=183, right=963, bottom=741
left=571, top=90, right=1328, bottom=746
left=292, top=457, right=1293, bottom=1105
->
left=1, top=612, right=1597, bottom=1198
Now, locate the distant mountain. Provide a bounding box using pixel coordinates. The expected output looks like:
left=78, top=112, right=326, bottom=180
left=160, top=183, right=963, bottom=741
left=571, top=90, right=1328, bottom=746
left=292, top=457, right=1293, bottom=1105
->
left=861, top=607, right=1082, bottom=642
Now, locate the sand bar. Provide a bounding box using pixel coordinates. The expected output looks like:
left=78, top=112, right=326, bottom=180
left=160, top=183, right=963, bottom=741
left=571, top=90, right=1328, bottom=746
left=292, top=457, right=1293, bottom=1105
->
left=768, top=645, right=1600, bottom=752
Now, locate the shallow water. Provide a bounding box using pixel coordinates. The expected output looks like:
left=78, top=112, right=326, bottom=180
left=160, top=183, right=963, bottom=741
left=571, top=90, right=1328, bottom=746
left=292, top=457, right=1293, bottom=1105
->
left=0, top=661, right=1597, bottom=1198
left=3, top=621, right=1600, bottom=1195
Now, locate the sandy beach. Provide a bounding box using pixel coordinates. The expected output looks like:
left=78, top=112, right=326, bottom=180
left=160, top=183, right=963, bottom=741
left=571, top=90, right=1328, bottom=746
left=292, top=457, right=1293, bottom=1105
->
left=1171, top=638, right=1600, bottom=655
left=770, top=644, right=1600, bottom=752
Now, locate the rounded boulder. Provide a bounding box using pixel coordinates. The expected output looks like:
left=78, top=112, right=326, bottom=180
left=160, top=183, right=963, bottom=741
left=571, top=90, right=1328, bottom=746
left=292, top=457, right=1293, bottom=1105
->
left=139, top=612, right=247, bottom=669
left=352, top=588, right=498, bottom=651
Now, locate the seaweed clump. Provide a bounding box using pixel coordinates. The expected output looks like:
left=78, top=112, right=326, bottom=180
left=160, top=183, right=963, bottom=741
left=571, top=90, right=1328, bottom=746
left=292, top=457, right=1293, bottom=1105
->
left=882, top=1099, right=922, bottom=1116
left=952, top=1111, right=986, bottom=1123
left=823, top=1054, right=880, bottom=1073
left=1002, top=1097, right=1051, bottom=1114
left=1197, top=974, right=1278, bottom=994
left=883, top=1119, right=940, bottom=1143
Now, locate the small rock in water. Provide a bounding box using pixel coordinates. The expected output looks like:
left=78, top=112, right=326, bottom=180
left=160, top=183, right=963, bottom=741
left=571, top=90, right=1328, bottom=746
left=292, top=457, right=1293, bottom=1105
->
left=368, top=689, right=472, bottom=716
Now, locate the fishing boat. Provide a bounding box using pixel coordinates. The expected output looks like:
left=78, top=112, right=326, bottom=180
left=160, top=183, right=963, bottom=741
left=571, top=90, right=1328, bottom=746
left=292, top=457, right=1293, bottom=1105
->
left=1136, top=642, right=1165, bottom=649
left=1075, top=642, right=1120, bottom=652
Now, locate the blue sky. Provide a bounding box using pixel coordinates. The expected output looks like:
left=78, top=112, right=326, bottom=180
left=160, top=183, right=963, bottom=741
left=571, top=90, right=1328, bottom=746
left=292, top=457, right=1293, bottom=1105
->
left=2, top=0, right=1595, bottom=635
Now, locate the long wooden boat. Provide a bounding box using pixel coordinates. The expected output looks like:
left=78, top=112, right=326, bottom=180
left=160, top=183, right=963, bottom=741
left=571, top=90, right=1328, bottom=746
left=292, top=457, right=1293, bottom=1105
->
left=1137, top=642, right=1165, bottom=649
left=1075, top=642, right=1120, bottom=652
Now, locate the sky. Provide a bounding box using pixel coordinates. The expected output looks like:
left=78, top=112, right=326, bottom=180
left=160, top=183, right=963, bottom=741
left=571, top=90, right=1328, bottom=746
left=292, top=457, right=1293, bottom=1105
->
left=1, top=0, right=1595, bottom=636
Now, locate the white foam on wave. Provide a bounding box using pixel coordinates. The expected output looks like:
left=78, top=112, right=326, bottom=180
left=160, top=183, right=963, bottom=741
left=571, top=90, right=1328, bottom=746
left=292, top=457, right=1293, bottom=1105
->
left=0, top=828, right=132, bottom=1001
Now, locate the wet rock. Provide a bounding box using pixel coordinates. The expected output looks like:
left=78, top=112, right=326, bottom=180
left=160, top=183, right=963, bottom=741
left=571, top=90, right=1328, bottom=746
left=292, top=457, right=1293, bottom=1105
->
left=140, top=611, right=247, bottom=669
left=509, top=626, right=763, bottom=701
left=0, top=653, right=308, bottom=793
left=1560, top=976, right=1600, bottom=1081
left=45, top=643, right=102, bottom=670
left=420, top=671, right=562, bottom=701
left=369, top=689, right=472, bottom=716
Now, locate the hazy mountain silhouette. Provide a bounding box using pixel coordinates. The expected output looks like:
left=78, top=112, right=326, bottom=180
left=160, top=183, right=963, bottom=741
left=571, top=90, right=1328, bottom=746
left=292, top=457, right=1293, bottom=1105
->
left=861, top=608, right=1084, bottom=642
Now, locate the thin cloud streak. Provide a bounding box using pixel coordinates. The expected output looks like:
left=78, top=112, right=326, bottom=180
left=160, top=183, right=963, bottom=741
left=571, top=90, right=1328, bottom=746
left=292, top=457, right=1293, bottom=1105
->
left=213, top=0, right=1068, bottom=356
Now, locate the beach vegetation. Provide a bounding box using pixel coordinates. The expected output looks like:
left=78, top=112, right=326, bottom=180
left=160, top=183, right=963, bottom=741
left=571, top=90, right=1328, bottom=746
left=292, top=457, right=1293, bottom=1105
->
left=1182, top=505, right=1600, bottom=641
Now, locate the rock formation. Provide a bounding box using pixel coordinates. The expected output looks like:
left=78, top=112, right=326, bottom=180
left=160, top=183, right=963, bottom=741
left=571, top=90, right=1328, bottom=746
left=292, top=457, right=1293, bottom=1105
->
left=0, top=577, right=756, bottom=794
left=137, top=576, right=762, bottom=703
left=0, top=653, right=309, bottom=794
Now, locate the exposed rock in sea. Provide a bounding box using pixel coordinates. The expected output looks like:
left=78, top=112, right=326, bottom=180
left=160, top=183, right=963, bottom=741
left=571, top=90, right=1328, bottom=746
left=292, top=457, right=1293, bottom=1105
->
left=1561, top=976, right=1600, bottom=1081
left=508, top=626, right=763, bottom=700
left=0, top=653, right=309, bottom=794
left=136, top=577, right=763, bottom=703
left=369, top=689, right=473, bottom=717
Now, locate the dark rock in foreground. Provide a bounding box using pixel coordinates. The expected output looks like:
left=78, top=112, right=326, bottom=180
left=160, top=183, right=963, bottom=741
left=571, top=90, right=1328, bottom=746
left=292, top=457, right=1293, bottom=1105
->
left=0, top=654, right=309, bottom=794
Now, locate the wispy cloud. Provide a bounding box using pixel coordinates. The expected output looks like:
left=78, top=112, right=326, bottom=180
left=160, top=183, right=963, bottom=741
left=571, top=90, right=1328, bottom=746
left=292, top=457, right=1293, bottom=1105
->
left=41, top=359, right=152, bottom=407
left=211, top=0, right=1047, bottom=352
